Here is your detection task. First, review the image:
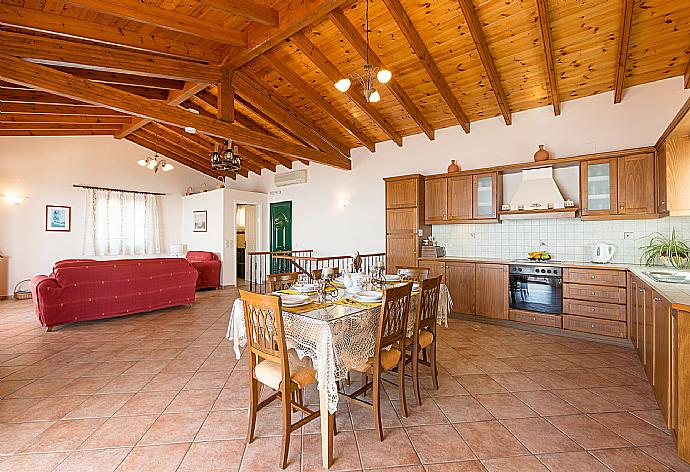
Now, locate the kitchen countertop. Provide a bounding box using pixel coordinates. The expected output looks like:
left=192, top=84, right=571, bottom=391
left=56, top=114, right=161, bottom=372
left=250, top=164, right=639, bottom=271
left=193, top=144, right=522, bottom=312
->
left=418, top=256, right=690, bottom=311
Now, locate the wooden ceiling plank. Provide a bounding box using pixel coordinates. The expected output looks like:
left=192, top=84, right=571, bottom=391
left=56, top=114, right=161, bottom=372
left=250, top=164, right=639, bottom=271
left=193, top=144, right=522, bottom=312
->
left=536, top=0, right=561, bottom=116
left=62, top=0, right=247, bottom=46
left=50, top=67, right=185, bottom=90
left=204, top=0, right=279, bottom=27
left=328, top=9, right=435, bottom=141
left=291, top=31, right=403, bottom=147
left=223, top=0, right=352, bottom=70
left=382, top=0, right=470, bottom=133
left=263, top=53, right=375, bottom=152
left=0, top=122, right=121, bottom=130
left=0, top=103, right=127, bottom=116
left=218, top=69, right=235, bottom=123
left=0, top=31, right=221, bottom=83
left=0, top=53, right=350, bottom=169
left=456, top=0, right=512, bottom=125
left=0, top=129, right=114, bottom=136
left=0, top=114, right=132, bottom=124
left=0, top=4, right=220, bottom=63
left=235, top=72, right=352, bottom=158
left=614, top=0, right=634, bottom=103
left=0, top=90, right=84, bottom=105
left=685, top=57, right=690, bottom=89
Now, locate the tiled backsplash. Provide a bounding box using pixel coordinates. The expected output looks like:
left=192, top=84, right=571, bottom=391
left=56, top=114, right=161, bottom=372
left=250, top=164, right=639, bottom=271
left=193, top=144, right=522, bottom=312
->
left=432, top=217, right=690, bottom=264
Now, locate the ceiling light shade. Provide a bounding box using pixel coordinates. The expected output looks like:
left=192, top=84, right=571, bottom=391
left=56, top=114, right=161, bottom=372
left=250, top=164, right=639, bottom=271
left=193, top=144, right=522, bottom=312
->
left=376, top=69, right=392, bottom=84
left=137, top=159, right=148, bottom=167
left=367, top=88, right=381, bottom=103
left=184, top=126, right=196, bottom=134
left=334, top=78, right=351, bottom=92
left=147, top=159, right=157, bottom=170
left=162, top=162, right=174, bottom=172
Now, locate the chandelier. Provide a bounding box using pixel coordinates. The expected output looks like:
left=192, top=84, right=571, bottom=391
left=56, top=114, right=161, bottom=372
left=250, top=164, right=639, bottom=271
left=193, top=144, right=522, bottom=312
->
left=137, top=152, right=173, bottom=173
left=210, top=140, right=241, bottom=172
left=333, top=0, right=391, bottom=103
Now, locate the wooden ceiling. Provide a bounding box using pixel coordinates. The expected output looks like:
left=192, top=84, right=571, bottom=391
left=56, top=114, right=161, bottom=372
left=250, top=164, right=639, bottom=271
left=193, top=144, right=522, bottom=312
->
left=0, top=0, right=689, bottom=179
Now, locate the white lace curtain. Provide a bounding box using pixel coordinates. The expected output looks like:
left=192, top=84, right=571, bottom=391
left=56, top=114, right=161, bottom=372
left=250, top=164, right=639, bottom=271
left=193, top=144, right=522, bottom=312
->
left=83, top=188, right=161, bottom=256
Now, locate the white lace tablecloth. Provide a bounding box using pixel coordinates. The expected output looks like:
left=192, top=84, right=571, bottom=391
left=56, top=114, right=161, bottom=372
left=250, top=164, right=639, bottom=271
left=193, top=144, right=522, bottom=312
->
left=226, top=285, right=452, bottom=413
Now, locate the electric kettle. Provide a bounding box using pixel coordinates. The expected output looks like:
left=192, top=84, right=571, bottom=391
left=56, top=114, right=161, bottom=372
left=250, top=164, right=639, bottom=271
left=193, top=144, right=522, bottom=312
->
left=592, top=243, right=615, bottom=263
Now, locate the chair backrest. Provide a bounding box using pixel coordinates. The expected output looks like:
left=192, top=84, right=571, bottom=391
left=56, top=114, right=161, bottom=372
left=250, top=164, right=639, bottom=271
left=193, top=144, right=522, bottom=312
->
left=396, top=266, right=431, bottom=282
left=239, top=290, right=290, bottom=379
left=375, top=282, right=413, bottom=362
left=415, top=276, right=442, bottom=334
left=267, top=272, right=299, bottom=292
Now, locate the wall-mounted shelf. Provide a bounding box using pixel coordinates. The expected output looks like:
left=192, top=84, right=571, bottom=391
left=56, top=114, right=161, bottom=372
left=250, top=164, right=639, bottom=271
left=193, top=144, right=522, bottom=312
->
left=498, top=207, right=579, bottom=221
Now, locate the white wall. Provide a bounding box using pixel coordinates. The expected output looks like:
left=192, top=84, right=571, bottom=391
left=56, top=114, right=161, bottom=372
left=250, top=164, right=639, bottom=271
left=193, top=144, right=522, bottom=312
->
left=0, top=136, right=218, bottom=289
left=227, top=77, right=690, bottom=257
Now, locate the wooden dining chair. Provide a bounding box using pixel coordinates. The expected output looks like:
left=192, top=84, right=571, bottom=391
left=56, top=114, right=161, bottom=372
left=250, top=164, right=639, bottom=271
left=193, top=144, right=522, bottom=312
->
left=396, top=266, right=431, bottom=282
left=341, top=282, right=413, bottom=441
left=312, top=267, right=340, bottom=281
left=267, top=272, right=299, bottom=292
left=240, top=290, right=323, bottom=469
left=406, top=276, right=442, bottom=406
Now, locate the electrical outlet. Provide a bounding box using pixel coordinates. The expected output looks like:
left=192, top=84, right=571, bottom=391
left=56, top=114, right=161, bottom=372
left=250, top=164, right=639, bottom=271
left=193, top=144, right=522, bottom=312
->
left=470, top=233, right=476, bottom=239
left=624, top=232, right=634, bottom=240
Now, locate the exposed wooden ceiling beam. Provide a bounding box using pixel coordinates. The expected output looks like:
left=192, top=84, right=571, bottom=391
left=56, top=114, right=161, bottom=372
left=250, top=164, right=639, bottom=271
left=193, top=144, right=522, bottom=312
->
left=0, top=129, right=114, bottom=136
left=223, top=0, right=352, bottom=70
left=456, top=0, right=511, bottom=125
left=204, top=0, right=279, bottom=27
left=218, top=69, right=235, bottom=123
left=0, top=86, right=168, bottom=102
left=233, top=94, right=311, bottom=149
left=0, top=53, right=351, bottom=169
left=235, top=72, right=351, bottom=157
left=50, top=67, right=185, bottom=90
left=62, top=0, right=247, bottom=47
left=0, top=31, right=222, bottom=83
left=614, top=0, right=634, bottom=104
left=328, top=10, right=434, bottom=141
left=0, top=4, right=221, bottom=63
left=116, top=83, right=208, bottom=139
left=291, top=31, right=402, bottom=147
left=0, top=103, right=128, bottom=116
left=685, top=57, right=690, bottom=89
left=263, top=53, right=375, bottom=152
left=0, top=114, right=132, bottom=124
left=382, top=0, right=469, bottom=133
left=0, top=122, right=121, bottom=130
left=536, top=0, right=561, bottom=116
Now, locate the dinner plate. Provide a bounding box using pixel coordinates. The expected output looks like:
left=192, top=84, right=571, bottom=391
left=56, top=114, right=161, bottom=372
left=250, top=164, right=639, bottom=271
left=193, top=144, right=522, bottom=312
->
left=383, top=274, right=401, bottom=282
left=291, top=284, right=316, bottom=293
left=356, top=290, right=382, bottom=301
left=351, top=295, right=382, bottom=304
left=279, top=294, right=311, bottom=307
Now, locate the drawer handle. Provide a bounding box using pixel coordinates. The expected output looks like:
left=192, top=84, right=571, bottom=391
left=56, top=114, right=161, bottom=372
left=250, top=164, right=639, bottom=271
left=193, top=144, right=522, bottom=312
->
left=654, top=297, right=662, bottom=302
left=591, top=308, right=596, bottom=311
left=591, top=292, right=596, bottom=295
left=591, top=275, right=596, bottom=279
left=532, top=317, right=536, bottom=321
left=639, top=289, right=643, bottom=293
left=591, top=324, right=596, bottom=328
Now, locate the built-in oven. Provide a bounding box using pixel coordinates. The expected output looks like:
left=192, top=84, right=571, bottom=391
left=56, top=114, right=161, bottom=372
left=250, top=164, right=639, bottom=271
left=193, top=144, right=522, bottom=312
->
left=509, top=263, right=563, bottom=315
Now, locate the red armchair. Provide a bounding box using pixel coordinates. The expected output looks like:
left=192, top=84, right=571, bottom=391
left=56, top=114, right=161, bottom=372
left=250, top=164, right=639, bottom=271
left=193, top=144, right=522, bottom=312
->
left=186, top=251, right=222, bottom=289
left=31, top=258, right=198, bottom=330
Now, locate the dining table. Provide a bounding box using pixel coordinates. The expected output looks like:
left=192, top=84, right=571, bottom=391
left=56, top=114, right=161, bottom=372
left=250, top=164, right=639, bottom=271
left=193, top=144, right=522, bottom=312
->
left=226, top=279, right=452, bottom=468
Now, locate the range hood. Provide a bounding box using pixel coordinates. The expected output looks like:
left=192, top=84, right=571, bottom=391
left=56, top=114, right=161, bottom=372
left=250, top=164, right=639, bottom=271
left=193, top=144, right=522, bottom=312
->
left=509, top=167, right=565, bottom=211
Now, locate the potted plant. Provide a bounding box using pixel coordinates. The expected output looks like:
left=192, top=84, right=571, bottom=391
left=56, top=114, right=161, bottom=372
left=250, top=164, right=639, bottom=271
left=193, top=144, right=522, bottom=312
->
left=640, top=229, right=690, bottom=269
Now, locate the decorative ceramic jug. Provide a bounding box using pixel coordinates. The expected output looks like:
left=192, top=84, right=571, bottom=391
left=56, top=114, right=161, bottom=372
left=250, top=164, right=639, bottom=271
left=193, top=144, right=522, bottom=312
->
left=534, top=145, right=550, bottom=162
left=343, top=272, right=365, bottom=293
left=447, top=160, right=460, bottom=173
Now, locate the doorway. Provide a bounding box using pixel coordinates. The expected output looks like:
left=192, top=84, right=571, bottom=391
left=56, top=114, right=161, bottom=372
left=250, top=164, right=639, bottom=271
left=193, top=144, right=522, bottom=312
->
left=270, top=201, right=292, bottom=274
left=236, top=203, right=258, bottom=287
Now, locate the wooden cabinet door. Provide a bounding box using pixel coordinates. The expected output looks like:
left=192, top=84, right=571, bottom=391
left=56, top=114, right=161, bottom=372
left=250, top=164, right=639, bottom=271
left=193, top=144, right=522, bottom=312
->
left=386, top=178, right=418, bottom=209
left=447, top=175, right=473, bottom=221
left=629, top=276, right=639, bottom=349
left=643, top=285, right=654, bottom=379
left=423, top=261, right=446, bottom=281
left=386, top=208, right=417, bottom=234
left=475, top=264, right=508, bottom=319
left=472, top=173, right=499, bottom=219
left=670, top=310, right=679, bottom=433
left=445, top=262, right=476, bottom=315
left=618, top=153, right=656, bottom=216
left=424, top=177, right=447, bottom=223
left=656, top=147, right=668, bottom=213
left=653, top=293, right=671, bottom=423
left=581, top=158, right=618, bottom=217
left=386, top=234, right=417, bottom=271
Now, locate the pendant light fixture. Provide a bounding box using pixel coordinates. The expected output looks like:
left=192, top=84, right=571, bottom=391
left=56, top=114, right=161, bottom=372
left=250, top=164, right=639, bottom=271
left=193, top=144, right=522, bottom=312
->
left=136, top=135, right=173, bottom=173
left=333, top=0, right=391, bottom=102
left=210, top=140, right=241, bottom=172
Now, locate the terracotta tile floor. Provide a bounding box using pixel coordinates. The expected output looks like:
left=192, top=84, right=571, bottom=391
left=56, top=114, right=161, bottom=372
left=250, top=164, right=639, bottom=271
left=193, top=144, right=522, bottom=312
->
left=1, top=289, right=689, bottom=472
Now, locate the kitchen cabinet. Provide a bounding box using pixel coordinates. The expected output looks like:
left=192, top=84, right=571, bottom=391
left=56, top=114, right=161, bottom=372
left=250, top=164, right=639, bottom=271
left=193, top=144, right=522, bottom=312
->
left=472, top=172, right=499, bottom=220
left=424, top=177, right=447, bottom=223
left=656, top=146, right=668, bottom=214
left=424, top=174, right=474, bottom=224
left=581, top=158, right=617, bottom=217
left=448, top=175, right=473, bottom=221
left=423, top=260, right=446, bottom=281
left=629, top=275, right=639, bottom=350
left=653, top=293, right=672, bottom=422
left=446, top=262, right=476, bottom=315
left=475, top=264, right=508, bottom=319
left=618, top=153, right=656, bottom=216
left=665, top=136, right=690, bottom=215
left=384, top=175, right=429, bottom=272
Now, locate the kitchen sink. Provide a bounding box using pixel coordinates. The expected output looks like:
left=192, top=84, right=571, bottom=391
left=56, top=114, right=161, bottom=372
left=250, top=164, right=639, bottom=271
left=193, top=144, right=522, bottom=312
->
left=643, top=271, right=690, bottom=284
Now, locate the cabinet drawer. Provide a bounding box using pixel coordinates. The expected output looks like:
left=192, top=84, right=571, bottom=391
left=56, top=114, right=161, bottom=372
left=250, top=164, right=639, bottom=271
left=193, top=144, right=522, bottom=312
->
left=563, top=283, right=627, bottom=304
left=563, top=299, right=626, bottom=321
left=510, top=309, right=561, bottom=328
left=563, top=268, right=627, bottom=287
left=563, top=315, right=627, bottom=338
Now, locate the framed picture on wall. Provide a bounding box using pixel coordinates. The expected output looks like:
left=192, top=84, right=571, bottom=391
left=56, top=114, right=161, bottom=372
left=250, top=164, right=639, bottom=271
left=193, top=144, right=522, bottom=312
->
left=193, top=210, right=207, bottom=232
left=46, top=205, right=71, bottom=232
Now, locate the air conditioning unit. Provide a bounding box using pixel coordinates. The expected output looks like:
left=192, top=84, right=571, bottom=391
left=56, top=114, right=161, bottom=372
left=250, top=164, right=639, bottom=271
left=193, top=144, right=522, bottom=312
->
left=274, top=169, right=308, bottom=187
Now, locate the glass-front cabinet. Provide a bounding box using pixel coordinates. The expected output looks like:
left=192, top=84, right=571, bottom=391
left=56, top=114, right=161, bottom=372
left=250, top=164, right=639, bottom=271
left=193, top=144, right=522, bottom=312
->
left=472, top=172, right=499, bottom=220
left=580, top=158, right=618, bottom=217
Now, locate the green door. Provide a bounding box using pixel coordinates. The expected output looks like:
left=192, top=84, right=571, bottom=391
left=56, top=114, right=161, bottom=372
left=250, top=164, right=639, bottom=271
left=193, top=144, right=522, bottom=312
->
left=270, top=201, right=292, bottom=274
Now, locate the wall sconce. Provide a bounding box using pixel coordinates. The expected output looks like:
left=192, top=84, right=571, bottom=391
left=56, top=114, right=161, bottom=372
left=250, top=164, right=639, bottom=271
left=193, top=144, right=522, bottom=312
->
left=337, top=197, right=349, bottom=210
left=3, top=193, right=26, bottom=205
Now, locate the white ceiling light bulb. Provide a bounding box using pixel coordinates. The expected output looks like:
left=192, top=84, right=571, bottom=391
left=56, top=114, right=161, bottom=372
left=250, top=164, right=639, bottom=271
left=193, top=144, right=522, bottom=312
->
left=184, top=126, right=196, bottom=134
left=147, top=158, right=157, bottom=170
left=137, top=159, right=148, bottom=167
left=334, top=78, right=351, bottom=92
left=162, top=162, right=174, bottom=172
left=376, top=69, right=392, bottom=84
left=368, top=89, right=381, bottom=103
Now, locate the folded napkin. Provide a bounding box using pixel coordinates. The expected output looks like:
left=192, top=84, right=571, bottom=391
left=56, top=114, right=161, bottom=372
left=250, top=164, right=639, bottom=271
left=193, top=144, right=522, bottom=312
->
left=336, top=298, right=382, bottom=309
left=283, top=301, right=334, bottom=314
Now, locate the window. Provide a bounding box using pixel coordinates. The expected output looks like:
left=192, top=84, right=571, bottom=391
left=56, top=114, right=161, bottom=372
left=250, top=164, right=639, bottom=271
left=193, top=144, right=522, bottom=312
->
left=83, top=189, right=161, bottom=256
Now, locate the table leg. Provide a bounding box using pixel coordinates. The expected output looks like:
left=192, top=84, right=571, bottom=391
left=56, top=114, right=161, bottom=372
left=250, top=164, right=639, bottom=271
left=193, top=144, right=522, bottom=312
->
left=319, top=386, right=333, bottom=468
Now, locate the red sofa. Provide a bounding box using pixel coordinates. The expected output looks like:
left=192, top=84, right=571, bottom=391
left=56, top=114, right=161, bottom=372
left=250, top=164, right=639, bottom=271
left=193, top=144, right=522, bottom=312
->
left=31, top=258, right=198, bottom=330
left=186, top=251, right=221, bottom=289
